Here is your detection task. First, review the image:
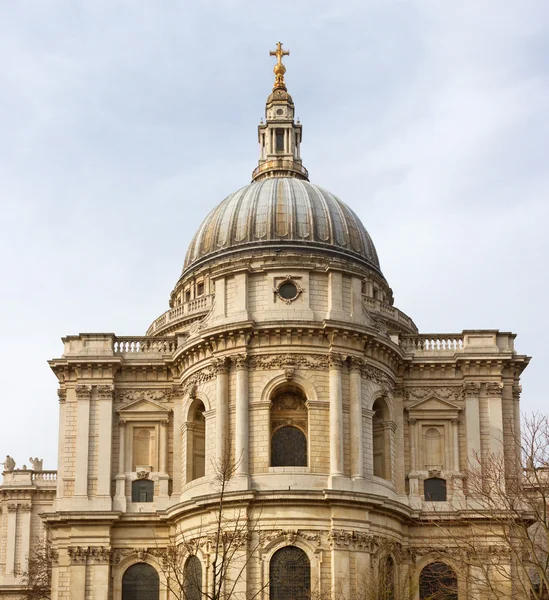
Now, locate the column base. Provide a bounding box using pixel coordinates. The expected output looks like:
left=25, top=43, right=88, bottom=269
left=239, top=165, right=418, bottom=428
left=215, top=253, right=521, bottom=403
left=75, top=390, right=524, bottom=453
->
left=327, top=474, right=352, bottom=490
left=231, top=474, right=250, bottom=491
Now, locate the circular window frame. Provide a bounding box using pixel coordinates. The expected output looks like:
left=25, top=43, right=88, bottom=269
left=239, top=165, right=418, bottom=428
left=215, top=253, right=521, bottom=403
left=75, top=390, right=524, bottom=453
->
left=273, top=276, right=304, bottom=305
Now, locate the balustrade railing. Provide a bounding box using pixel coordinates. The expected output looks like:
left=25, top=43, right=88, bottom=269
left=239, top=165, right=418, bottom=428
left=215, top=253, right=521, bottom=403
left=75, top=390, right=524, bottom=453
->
left=362, top=296, right=416, bottom=331
left=31, top=471, right=57, bottom=482
left=146, top=294, right=214, bottom=335
left=113, top=337, right=177, bottom=354
left=400, top=335, right=464, bottom=352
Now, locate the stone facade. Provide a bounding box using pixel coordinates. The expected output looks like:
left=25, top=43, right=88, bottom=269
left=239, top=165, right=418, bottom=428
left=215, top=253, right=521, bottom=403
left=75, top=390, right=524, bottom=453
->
left=0, top=49, right=531, bottom=600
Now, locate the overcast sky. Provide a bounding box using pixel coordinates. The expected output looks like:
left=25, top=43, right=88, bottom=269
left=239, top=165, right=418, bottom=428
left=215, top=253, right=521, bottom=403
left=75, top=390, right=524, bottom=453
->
left=1, top=1, right=548, bottom=470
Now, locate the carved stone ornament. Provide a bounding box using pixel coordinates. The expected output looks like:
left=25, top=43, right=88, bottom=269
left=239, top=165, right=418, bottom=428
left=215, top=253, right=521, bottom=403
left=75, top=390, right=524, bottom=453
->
left=75, top=385, right=92, bottom=400
left=7, top=503, right=17, bottom=513
left=271, top=418, right=307, bottom=433
left=485, top=382, right=504, bottom=396
left=116, top=389, right=171, bottom=405
left=233, top=354, right=248, bottom=370
left=136, top=548, right=148, bottom=561
left=259, top=529, right=323, bottom=548
left=89, top=547, right=112, bottom=564
left=406, top=387, right=459, bottom=401
left=68, top=546, right=89, bottom=564
left=361, top=366, right=395, bottom=392
left=57, top=388, right=67, bottom=402
left=20, top=503, right=32, bottom=512
left=349, top=356, right=363, bottom=372
left=328, top=353, right=344, bottom=369
left=284, top=366, right=295, bottom=381
left=328, top=529, right=377, bottom=550
left=136, top=471, right=149, bottom=480
left=271, top=391, right=307, bottom=411
left=460, top=382, right=481, bottom=397
left=248, top=353, right=329, bottom=371
left=513, top=385, right=522, bottom=400
left=212, top=357, right=228, bottom=374
left=96, top=384, right=114, bottom=400
left=180, top=367, right=216, bottom=397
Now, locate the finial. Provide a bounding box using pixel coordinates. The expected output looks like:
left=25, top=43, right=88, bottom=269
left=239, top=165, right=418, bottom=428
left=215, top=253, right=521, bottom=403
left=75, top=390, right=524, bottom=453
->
left=269, top=42, right=290, bottom=90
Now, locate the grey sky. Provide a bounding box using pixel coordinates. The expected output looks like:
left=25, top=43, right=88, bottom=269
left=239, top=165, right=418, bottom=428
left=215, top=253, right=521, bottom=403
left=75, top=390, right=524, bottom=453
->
left=1, top=1, right=548, bottom=470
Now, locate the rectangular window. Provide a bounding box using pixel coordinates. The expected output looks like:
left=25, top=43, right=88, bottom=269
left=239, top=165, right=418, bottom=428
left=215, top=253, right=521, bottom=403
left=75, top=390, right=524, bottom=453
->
left=196, top=282, right=204, bottom=296
left=276, top=129, right=284, bottom=152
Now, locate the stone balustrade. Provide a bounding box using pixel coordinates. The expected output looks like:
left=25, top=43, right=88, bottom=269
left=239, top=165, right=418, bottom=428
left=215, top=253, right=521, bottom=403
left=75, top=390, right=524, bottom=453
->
left=400, top=335, right=464, bottom=352
left=2, top=470, right=57, bottom=487
left=31, top=470, right=57, bottom=484
left=113, top=337, right=177, bottom=355
left=146, top=294, right=214, bottom=335
left=362, top=296, right=417, bottom=332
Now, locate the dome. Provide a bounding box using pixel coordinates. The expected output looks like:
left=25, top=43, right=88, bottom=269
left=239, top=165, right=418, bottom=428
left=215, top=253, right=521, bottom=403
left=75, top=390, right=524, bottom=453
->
left=183, top=177, right=381, bottom=276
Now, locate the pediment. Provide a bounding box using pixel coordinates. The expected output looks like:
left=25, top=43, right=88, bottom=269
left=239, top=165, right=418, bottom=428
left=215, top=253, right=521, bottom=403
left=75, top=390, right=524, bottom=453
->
left=117, top=399, right=171, bottom=422
left=407, top=397, right=461, bottom=412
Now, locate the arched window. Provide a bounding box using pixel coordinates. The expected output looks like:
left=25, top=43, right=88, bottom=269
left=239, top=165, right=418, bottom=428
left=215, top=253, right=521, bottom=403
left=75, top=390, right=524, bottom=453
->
left=270, top=546, right=311, bottom=600
left=419, top=561, right=458, bottom=599
left=132, top=479, right=154, bottom=502
left=186, top=400, right=206, bottom=482
left=379, top=555, right=395, bottom=600
left=372, top=398, right=390, bottom=480
left=184, top=555, right=202, bottom=600
left=122, top=563, right=159, bottom=600
left=424, top=477, right=447, bottom=502
left=270, top=387, right=308, bottom=467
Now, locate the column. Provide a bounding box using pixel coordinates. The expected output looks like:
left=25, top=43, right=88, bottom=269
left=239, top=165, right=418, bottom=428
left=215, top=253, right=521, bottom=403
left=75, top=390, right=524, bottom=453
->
left=160, top=420, right=168, bottom=473
left=349, top=358, right=364, bottom=479
left=114, top=420, right=126, bottom=511
left=486, top=382, right=504, bottom=456
left=235, top=355, right=249, bottom=477
left=5, top=504, right=17, bottom=577
left=463, top=382, right=481, bottom=469
left=74, top=385, right=92, bottom=497
left=408, top=419, right=419, bottom=496
left=172, top=389, right=183, bottom=496
left=68, top=550, right=87, bottom=600
left=56, top=389, right=66, bottom=501
left=96, top=385, right=114, bottom=503
left=214, top=358, right=229, bottom=463
left=92, top=556, right=111, bottom=600
left=513, top=385, right=522, bottom=471
left=329, top=353, right=344, bottom=478
left=452, top=418, right=460, bottom=472
left=19, top=504, right=32, bottom=574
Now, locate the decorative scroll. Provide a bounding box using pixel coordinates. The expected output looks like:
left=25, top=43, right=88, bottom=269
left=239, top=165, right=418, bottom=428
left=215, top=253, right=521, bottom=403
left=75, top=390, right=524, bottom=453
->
left=485, top=382, right=504, bottom=396
left=460, top=382, right=481, bottom=397
left=75, top=385, right=92, bottom=400
left=180, top=367, right=216, bottom=397
left=97, top=385, right=114, bottom=400
left=116, top=389, right=172, bottom=405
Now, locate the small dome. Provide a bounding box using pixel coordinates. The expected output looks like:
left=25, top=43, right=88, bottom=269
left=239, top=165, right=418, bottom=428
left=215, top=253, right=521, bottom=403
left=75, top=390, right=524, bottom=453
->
left=183, top=178, right=381, bottom=275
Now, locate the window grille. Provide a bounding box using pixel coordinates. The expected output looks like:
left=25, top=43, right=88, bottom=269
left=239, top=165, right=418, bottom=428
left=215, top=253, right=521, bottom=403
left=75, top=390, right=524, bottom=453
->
left=122, top=563, right=159, bottom=600
left=424, top=477, right=447, bottom=502
left=132, top=479, right=154, bottom=502
left=419, top=561, right=458, bottom=599
left=271, top=426, right=307, bottom=467
left=269, top=546, right=311, bottom=600
left=184, top=556, right=202, bottom=600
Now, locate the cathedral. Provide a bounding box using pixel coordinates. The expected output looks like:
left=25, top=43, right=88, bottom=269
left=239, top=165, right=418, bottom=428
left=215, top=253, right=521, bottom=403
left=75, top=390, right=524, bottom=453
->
left=0, top=45, right=530, bottom=600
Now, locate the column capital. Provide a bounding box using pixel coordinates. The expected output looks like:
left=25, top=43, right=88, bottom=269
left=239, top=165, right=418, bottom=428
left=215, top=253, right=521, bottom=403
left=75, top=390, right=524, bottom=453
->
left=460, top=382, right=481, bottom=397
left=57, top=388, right=67, bottom=403
left=513, top=384, right=522, bottom=400
left=75, top=384, right=92, bottom=399
left=349, top=356, right=363, bottom=372
left=328, top=352, right=344, bottom=369
left=233, top=354, right=249, bottom=370
left=212, top=357, right=229, bottom=374
left=485, top=382, right=504, bottom=396
left=97, top=384, right=114, bottom=400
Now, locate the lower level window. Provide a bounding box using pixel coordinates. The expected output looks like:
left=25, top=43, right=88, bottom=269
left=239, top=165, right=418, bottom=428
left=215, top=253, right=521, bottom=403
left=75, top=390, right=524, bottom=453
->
left=424, top=477, right=446, bottom=501
left=132, top=479, right=154, bottom=502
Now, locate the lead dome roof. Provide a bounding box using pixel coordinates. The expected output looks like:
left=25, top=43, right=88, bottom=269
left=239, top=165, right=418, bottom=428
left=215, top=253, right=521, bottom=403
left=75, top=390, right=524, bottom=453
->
left=183, top=177, right=381, bottom=276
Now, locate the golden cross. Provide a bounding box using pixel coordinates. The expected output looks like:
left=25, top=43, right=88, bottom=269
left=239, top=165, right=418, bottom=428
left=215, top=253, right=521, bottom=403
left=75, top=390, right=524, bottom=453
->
left=269, top=42, right=290, bottom=89
left=269, top=41, right=290, bottom=66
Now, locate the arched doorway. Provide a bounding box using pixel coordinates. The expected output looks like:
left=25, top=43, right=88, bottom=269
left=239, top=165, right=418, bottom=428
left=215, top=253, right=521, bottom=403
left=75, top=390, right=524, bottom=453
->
left=269, top=546, right=311, bottom=600
left=122, top=563, right=159, bottom=600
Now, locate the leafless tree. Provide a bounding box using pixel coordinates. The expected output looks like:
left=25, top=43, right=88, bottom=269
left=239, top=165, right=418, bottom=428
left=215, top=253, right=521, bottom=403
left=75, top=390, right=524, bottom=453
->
left=154, top=451, right=265, bottom=600
left=19, top=536, right=57, bottom=600
left=428, top=412, right=549, bottom=600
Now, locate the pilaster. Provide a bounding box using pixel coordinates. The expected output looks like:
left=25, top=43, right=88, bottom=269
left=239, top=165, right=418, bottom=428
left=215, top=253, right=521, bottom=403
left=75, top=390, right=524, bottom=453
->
left=235, top=355, right=250, bottom=487
left=328, top=353, right=344, bottom=486
left=214, top=358, right=229, bottom=464
left=96, top=385, right=114, bottom=509
left=74, top=385, right=91, bottom=503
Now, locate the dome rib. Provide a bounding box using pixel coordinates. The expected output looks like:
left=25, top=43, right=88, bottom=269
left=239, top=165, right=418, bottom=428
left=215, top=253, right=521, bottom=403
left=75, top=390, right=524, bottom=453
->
left=182, top=178, right=382, bottom=276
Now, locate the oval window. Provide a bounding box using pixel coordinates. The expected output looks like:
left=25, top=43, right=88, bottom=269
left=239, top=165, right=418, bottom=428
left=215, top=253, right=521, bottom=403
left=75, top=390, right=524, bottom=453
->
left=276, top=108, right=284, bottom=115
left=278, top=281, right=298, bottom=300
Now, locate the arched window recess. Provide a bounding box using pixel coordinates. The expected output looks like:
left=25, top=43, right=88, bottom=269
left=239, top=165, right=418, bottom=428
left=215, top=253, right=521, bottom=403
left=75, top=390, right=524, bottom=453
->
left=270, top=385, right=308, bottom=468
